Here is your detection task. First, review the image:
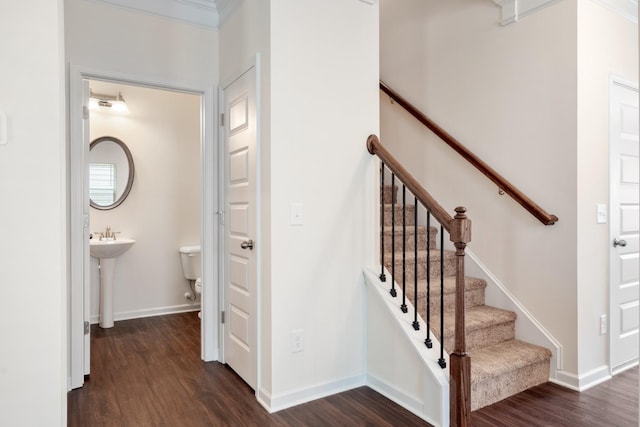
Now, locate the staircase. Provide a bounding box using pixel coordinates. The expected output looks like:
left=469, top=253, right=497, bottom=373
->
left=382, top=185, right=552, bottom=411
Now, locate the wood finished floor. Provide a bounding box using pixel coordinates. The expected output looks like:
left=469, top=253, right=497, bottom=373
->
left=67, top=312, right=428, bottom=426
left=67, top=312, right=639, bottom=427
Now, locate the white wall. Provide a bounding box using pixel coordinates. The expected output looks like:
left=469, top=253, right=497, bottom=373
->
left=65, top=0, right=218, bottom=88
left=268, top=0, right=379, bottom=409
left=219, top=0, right=379, bottom=410
left=0, top=1, right=67, bottom=425
left=89, top=82, right=201, bottom=321
left=380, top=0, right=580, bottom=374
left=577, top=1, right=638, bottom=375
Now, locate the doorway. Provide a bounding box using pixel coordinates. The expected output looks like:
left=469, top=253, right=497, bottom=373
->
left=609, top=77, right=639, bottom=374
left=69, top=67, right=220, bottom=389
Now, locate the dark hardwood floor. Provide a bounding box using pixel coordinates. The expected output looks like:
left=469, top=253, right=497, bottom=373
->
left=67, top=312, right=429, bottom=426
left=472, top=366, right=638, bottom=427
left=68, top=312, right=639, bottom=427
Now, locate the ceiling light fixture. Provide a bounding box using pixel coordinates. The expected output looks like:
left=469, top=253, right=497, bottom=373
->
left=89, top=90, right=129, bottom=113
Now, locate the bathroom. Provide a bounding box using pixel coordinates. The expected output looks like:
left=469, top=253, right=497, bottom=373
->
left=88, top=80, right=203, bottom=325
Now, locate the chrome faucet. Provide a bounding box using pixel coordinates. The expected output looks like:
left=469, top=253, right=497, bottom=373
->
left=92, top=226, right=118, bottom=241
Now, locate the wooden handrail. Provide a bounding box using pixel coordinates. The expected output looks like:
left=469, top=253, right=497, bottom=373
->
left=380, top=81, right=558, bottom=226
left=367, top=134, right=453, bottom=232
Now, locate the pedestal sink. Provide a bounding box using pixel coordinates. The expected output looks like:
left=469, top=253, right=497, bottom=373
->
left=90, top=238, right=135, bottom=328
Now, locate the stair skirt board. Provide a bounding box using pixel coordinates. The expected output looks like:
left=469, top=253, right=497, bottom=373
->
left=464, top=249, right=563, bottom=378
left=364, top=267, right=449, bottom=427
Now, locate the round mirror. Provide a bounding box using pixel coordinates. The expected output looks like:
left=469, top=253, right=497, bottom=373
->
left=89, top=136, right=135, bottom=210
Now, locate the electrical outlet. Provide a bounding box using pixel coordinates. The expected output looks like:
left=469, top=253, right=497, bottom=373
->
left=291, top=329, right=304, bottom=353
left=600, top=314, right=607, bottom=335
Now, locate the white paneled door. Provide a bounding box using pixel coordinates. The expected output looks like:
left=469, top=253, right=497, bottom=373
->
left=610, top=79, right=639, bottom=373
left=223, top=66, right=258, bottom=389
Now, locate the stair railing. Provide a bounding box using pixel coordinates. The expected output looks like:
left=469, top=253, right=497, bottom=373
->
left=368, top=134, right=471, bottom=427
left=380, top=81, right=558, bottom=226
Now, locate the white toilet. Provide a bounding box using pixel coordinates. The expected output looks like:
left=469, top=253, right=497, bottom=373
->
left=179, top=245, right=202, bottom=312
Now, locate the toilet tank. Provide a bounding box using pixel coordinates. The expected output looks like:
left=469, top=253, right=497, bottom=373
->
left=179, top=245, right=201, bottom=280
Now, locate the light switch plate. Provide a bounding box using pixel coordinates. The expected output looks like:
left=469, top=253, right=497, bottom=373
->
left=291, top=202, right=303, bottom=225
left=596, top=204, right=607, bottom=224
left=0, top=111, right=7, bottom=145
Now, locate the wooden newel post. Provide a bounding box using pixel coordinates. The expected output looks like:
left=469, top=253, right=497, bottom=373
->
left=449, top=206, right=472, bottom=427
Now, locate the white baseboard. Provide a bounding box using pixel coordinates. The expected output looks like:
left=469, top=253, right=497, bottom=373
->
left=367, top=373, right=442, bottom=427
left=551, top=365, right=611, bottom=391
left=261, top=374, right=366, bottom=413
left=90, top=303, right=200, bottom=324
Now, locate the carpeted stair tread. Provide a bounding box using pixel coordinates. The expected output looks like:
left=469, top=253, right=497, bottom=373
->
left=468, top=339, right=552, bottom=383
left=409, top=276, right=487, bottom=298
left=383, top=248, right=457, bottom=264
left=435, top=305, right=516, bottom=339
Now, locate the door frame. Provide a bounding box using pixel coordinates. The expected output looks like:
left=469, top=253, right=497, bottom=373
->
left=608, top=74, right=639, bottom=375
left=218, top=55, right=262, bottom=394
left=68, top=65, right=220, bottom=389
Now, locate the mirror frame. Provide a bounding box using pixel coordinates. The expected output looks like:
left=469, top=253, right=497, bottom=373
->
left=89, top=136, right=135, bottom=210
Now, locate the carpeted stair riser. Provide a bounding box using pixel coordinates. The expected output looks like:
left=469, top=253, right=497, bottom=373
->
left=383, top=204, right=417, bottom=226
left=382, top=226, right=436, bottom=253
left=428, top=306, right=516, bottom=352
left=469, top=339, right=552, bottom=410
left=383, top=185, right=398, bottom=204
left=384, top=250, right=457, bottom=281
left=472, top=358, right=550, bottom=410
left=402, top=276, right=487, bottom=312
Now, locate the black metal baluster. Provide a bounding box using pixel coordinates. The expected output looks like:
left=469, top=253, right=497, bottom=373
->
left=379, top=162, right=386, bottom=282
left=425, top=212, right=432, bottom=349
left=390, top=174, right=397, bottom=297
left=438, top=225, right=446, bottom=369
left=412, top=196, right=420, bottom=330
left=401, top=185, right=408, bottom=313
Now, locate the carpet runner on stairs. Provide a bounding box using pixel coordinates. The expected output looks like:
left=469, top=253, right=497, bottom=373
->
left=382, top=186, right=551, bottom=410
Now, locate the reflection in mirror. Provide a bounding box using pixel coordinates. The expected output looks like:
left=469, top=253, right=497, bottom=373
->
left=89, top=136, right=135, bottom=210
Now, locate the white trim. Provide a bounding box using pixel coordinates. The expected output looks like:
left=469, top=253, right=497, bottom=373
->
left=68, top=64, right=219, bottom=390
left=90, top=303, right=200, bottom=324
left=493, top=0, right=562, bottom=26
left=466, top=249, right=563, bottom=374
left=215, top=0, right=242, bottom=26
left=367, top=373, right=442, bottom=427
left=552, top=365, right=612, bottom=391
left=263, top=374, right=367, bottom=413
left=612, top=359, right=639, bottom=375
left=201, top=84, right=219, bottom=363
left=93, top=0, right=219, bottom=29
left=590, top=0, right=638, bottom=23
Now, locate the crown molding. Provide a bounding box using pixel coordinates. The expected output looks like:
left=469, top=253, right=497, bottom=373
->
left=494, top=0, right=637, bottom=25
left=590, top=0, right=638, bottom=23
left=493, top=0, right=562, bottom=25
left=215, top=0, right=242, bottom=26
left=95, top=0, right=219, bottom=29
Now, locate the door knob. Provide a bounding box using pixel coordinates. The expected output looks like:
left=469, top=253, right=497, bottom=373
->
left=613, top=238, right=627, bottom=248
left=240, top=239, right=254, bottom=250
